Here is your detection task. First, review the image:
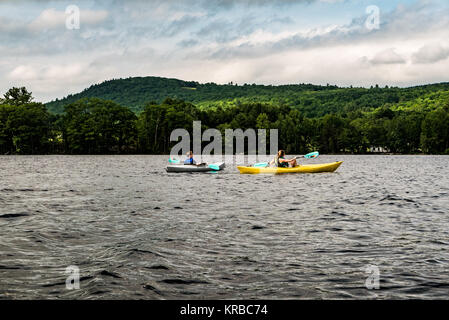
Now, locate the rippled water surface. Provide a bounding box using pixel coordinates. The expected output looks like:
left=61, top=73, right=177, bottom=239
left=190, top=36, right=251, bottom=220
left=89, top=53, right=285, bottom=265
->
left=1, top=155, right=448, bottom=299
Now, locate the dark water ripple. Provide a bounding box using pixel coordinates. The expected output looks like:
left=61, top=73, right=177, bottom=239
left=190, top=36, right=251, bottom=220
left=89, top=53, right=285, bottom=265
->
left=0, top=155, right=448, bottom=299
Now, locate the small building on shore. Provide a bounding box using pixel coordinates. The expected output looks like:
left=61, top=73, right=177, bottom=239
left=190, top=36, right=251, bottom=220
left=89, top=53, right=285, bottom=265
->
left=369, top=146, right=390, bottom=153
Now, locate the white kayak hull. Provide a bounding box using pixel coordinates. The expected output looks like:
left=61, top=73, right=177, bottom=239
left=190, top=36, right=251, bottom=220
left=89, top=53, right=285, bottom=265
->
left=166, top=162, right=225, bottom=173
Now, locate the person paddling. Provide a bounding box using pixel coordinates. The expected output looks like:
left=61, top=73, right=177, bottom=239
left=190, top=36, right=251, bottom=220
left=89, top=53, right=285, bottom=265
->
left=184, top=151, right=197, bottom=165
left=270, top=150, right=298, bottom=168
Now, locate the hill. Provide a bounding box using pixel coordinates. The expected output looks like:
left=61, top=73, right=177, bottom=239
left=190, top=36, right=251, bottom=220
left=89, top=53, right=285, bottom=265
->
left=45, top=76, right=449, bottom=117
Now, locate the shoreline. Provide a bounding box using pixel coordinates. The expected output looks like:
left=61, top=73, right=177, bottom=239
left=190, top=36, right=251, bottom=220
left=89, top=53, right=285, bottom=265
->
left=2, top=153, right=448, bottom=156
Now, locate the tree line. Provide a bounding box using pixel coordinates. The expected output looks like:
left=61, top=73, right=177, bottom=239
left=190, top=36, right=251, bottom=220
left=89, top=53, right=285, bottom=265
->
left=1, top=87, right=448, bottom=155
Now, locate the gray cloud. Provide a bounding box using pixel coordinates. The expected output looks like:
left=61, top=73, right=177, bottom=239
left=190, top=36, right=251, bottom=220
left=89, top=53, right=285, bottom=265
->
left=192, top=12, right=295, bottom=48
left=177, top=39, right=199, bottom=48
left=196, top=16, right=258, bottom=43
left=192, top=1, right=448, bottom=62
left=199, top=0, right=323, bottom=10
left=158, top=14, right=201, bottom=38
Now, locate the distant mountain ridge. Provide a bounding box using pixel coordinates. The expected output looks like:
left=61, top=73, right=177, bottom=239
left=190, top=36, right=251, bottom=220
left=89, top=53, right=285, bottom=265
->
left=45, top=76, right=449, bottom=117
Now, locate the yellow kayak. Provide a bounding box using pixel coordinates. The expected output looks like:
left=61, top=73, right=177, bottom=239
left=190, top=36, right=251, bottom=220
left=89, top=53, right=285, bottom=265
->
left=237, top=161, right=343, bottom=174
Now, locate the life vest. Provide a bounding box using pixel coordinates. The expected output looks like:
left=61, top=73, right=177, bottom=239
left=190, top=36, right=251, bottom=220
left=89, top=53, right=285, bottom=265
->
left=275, top=156, right=288, bottom=168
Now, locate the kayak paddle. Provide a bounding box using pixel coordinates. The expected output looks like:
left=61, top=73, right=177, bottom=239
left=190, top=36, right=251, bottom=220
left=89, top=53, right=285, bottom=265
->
left=208, top=164, right=221, bottom=171
left=253, top=162, right=271, bottom=168
left=168, top=158, right=180, bottom=164
left=303, top=151, right=319, bottom=159
left=253, top=151, right=320, bottom=167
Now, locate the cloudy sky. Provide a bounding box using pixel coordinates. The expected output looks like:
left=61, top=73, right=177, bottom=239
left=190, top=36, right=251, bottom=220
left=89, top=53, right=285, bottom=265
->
left=1, top=0, right=449, bottom=102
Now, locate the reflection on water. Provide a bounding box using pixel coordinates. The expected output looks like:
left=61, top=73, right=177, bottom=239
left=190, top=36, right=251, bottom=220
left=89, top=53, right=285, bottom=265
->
left=0, top=155, right=448, bottom=299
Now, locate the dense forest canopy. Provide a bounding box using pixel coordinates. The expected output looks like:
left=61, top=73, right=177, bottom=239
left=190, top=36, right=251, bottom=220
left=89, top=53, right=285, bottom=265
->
left=45, top=76, right=449, bottom=117
left=1, top=80, right=449, bottom=155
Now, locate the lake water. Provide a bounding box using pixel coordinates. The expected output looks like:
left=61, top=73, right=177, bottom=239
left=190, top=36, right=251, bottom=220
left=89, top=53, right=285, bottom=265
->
left=1, top=155, right=448, bottom=299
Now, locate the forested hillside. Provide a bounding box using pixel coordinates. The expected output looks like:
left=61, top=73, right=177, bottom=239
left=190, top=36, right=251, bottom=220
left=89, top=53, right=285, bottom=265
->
left=2, top=86, right=449, bottom=155
left=45, top=76, right=449, bottom=117
left=3, top=78, right=449, bottom=155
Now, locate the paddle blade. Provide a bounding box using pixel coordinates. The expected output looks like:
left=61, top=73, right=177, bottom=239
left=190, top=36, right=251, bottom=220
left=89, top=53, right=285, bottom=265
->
left=168, top=158, right=180, bottom=164
left=304, top=151, right=319, bottom=159
left=253, top=162, right=269, bottom=168
left=208, top=164, right=221, bottom=171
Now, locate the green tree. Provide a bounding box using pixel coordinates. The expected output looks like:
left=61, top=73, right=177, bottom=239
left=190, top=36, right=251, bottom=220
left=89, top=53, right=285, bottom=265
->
left=3, top=87, right=34, bottom=106
left=5, top=103, right=51, bottom=154
left=421, top=108, right=449, bottom=154
left=256, top=113, right=270, bottom=130
left=386, top=112, right=423, bottom=153
left=0, top=104, right=15, bottom=154
left=137, top=98, right=198, bottom=153
left=63, top=98, right=137, bottom=154
left=339, top=120, right=365, bottom=153
left=318, top=114, right=345, bottom=153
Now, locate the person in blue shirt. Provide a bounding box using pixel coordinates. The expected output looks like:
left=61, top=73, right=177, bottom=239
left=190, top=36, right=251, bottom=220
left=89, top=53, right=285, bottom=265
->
left=184, top=151, right=197, bottom=165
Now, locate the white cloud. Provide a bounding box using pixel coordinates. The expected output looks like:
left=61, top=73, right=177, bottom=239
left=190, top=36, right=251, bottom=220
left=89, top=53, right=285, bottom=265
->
left=8, top=62, right=88, bottom=81
left=412, top=44, right=449, bottom=64
left=9, top=65, right=38, bottom=80
left=368, top=48, right=407, bottom=65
